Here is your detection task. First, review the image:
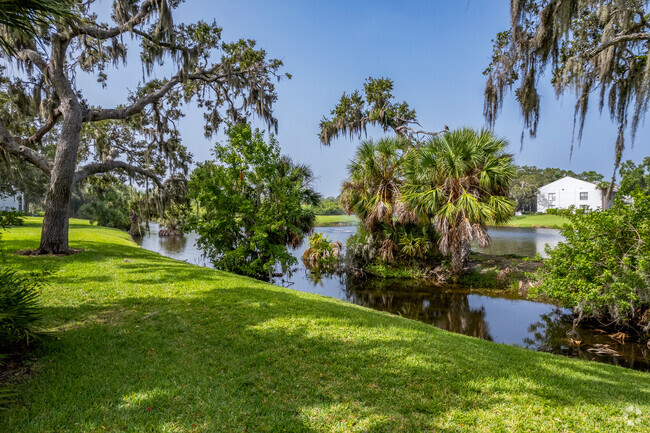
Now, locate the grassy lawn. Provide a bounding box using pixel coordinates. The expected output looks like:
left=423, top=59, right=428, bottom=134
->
left=315, top=214, right=359, bottom=226
left=0, top=218, right=648, bottom=432
left=500, top=214, right=568, bottom=229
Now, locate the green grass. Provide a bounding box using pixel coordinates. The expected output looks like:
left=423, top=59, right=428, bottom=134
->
left=315, top=214, right=359, bottom=226
left=0, top=218, right=649, bottom=432
left=500, top=214, right=568, bottom=229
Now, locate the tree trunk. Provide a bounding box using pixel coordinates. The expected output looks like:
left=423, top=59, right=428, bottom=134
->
left=128, top=210, right=140, bottom=236
left=37, top=93, right=83, bottom=254
left=450, top=239, right=471, bottom=275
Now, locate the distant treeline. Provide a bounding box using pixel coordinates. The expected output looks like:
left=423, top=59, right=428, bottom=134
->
left=306, top=197, right=345, bottom=215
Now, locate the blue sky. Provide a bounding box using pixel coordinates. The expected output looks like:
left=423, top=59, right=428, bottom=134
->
left=81, top=0, right=649, bottom=196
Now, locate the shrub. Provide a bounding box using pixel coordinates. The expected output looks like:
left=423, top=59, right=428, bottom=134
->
left=188, top=124, right=319, bottom=281
left=535, top=193, right=650, bottom=333
left=302, top=233, right=341, bottom=266
left=546, top=208, right=558, bottom=215
left=0, top=211, right=41, bottom=406
left=0, top=211, right=23, bottom=232
left=345, top=225, right=379, bottom=266
left=310, top=197, right=345, bottom=215
left=0, top=269, right=44, bottom=350
left=79, top=201, right=130, bottom=230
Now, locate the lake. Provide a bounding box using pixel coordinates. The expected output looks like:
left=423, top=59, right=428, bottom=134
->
left=135, top=224, right=650, bottom=371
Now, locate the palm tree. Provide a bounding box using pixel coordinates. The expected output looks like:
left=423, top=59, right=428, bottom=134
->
left=0, top=0, right=75, bottom=54
left=340, top=137, right=410, bottom=260
left=402, top=128, right=515, bottom=274
left=340, top=137, right=408, bottom=229
left=272, top=155, right=321, bottom=249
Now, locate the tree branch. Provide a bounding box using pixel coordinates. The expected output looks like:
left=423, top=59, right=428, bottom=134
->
left=73, top=160, right=162, bottom=187
left=394, top=125, right=450, bottom=138
left=84, top=74, right=182, bottom=122
left=70, top=0, right=154, bottom=41
left=84, top=66, right=231, bottom=122
left=0, top=119, right=52, bottom=176
left=15, top=49, right=48, bottom=72
left=131, top=28, right=195, bottom=55
left=28, top=112, right=60, bottom=144
left=584, top=32, right=650, bottom=58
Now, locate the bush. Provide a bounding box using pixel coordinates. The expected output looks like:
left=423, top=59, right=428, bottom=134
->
left=345, top=223, right=439, bottom=273
left=307, top=197, right=345, bottom=215
left=79, top=201, right=130, bottom=230
left=0, top=211, right=23, bottom=231
left=345, top=225, right=379, bottom=266
left=188, top=124, right=319, bottom=281
left=546, top=208, right=558, bottom=215
left=302, top=233, right=341, bottom=266
left=0, top=212, right=42, bottom=405
left=0, top=269, right=44, bottom=350
left=535, top=193, right=650, bottom=334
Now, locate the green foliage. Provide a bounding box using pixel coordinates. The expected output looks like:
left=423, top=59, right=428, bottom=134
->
left=0, top=269, right=43, bottom=350
left=336, top=136, right=428, bottom=267
left=345, top=225, right=378, bottom=265
left=397, top=224, right=438, bottom=260
left=75, top=175, right=188, bottom=235
left=0, top=0, right=289, bottom=252
left=78, top=181, right=132, bottom=231
left=345, top=223, right=438, bottom=273
left=364, top=262, right=428, bottom=279
left=457, top=268, right=503, bottom=289
left=619, top=157, right=650, bottom=196
left=341, top=137, right=407, bottom=232
left=189, top=124, right=319, bottom=280
left=0, top=210, right=36, bottom=406
left=308, top=197, right=345, bottom=215
left=340, top=129, right=515, bottom=275
left=79, top=202, right=130, bottom=231
left=546, top=208, right=558, bottom=215
left=536, top=193, right=650, bottom=331
left=319, top=77, right=418, bottom=145
left=302, top=233, right=341, bottom=266
left=0, top=0, right=76, bottom=54
left=0, top=211, right=23, bottom=233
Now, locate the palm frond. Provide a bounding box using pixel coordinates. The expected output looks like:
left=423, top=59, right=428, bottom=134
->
left=0, top=0, right=76, bottom=55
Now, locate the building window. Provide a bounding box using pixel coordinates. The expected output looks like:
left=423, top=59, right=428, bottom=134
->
left=548, top=204, right=555, bottom=209
left=547, top=193, right=556, bottom=201
left=579, top=205, right=589, bottom=210
left=580, top=192, right=588, bottom=200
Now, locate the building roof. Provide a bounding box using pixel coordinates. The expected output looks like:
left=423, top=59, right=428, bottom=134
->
left=538, top=176, right=600, bottom=190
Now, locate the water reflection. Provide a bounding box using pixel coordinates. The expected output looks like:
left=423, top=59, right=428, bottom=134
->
left=341, top=276, right=493, bottom=340
left=525, top=310, right=650, bottom=370
left=136, top=226, right=208, bottom=267
left=134, top=224, right=650, bottom=371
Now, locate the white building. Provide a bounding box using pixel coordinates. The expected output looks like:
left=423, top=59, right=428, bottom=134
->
left=537, top=176, right=613, bottom=212
left=0, top=194, right=23, bottom=212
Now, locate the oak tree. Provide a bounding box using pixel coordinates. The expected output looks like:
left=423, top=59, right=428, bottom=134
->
left=0, top=0, right=287, bottom=253
left=484, top=0, right=650, bottom=194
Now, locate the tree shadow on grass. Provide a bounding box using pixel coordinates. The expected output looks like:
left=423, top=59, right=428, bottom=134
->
left=2, top=285, right=649, bottom=432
